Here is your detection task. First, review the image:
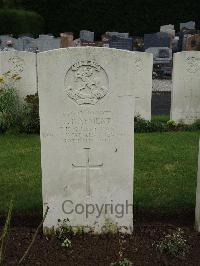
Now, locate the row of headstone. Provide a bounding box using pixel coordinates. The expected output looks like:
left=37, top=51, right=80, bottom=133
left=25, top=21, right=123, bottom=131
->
left=0, top=35, right=61, bottom=52
left=0, top=49, right=153, bottom=120
left=0, top=49, right=200, bottom=124
left=2, top=45, right=199, bottom=234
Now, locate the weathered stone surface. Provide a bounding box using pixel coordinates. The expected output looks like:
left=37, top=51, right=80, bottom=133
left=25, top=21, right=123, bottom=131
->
left=171, top=52, right=200, bottom=123
left=38, top=47, right=148, bottom=233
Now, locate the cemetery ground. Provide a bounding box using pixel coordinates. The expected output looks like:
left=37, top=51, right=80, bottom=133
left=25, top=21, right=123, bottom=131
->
left=0, top=131, right=200, bottom=265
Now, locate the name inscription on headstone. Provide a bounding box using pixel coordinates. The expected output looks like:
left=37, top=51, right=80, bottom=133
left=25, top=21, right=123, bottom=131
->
left=63, top=110, right=114, bottom=143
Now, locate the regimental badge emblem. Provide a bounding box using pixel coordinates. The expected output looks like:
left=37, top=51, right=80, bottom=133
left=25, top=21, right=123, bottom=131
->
left=65, top=60, right=109, bottom=105
left=185, top=56, right=200, bottom=73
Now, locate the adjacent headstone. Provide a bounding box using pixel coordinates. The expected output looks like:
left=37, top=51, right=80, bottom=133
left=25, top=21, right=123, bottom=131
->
left=109, top=36, right=133, bottom=51
left=160, top=25, right=175, bottom=38
left=171, top=52, right=200, bottom=123
left=60, top=32, right=74, bottom=48
left=172, top=36, right=179, bottom=52
left=106, top=32, right=129, bottom=38
left=38, top=47, right=152, bottom=233
left=15, top=37, right=37, bottom=52
left=36, top=35, right=60, bottom=52
left=195, top=140, right=200, bottom=232
left=180, top=21, right=195, bottom=31
left=133, top=53, right=153, bottom=120
left=80, top=30, right=94, bottom=42
left=0, top=51, right=37, bottom=100
left=144, top=32, right=171, bottom=49
left=185, top=34, right=200, bottom=51
left=160, top=24, right=174, bottom=31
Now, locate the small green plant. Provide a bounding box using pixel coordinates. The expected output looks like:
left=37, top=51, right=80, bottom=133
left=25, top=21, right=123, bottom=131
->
left=135, top=115, right=200, bottom=133
left=102, top=218, right=118, bottom=234
left=20, top=93, right=40, bottom=134
left=111, top=258, right=133, bottom=266
left=56, top=219, right=73, bottom=249
left=0, top=71, right=21, bottom=132
left=61, top=238, right=72, bottom=248
left=154, top=228, right=189, bottom=257
left=167, top=119, right=176, bottom=126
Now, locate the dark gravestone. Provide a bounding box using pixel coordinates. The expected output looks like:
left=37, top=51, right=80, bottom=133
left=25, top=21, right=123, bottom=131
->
left=151, top=91, right=171, bottom=115
left=109, top=36, right=133, bottom=51
left=144, top=32, right=170, bottom=50
left=158, top=48, right=170, bottom=58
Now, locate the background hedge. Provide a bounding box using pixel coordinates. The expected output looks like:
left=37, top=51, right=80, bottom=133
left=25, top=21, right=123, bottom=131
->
left=0, top=8, right=44, bottom=36
left=0, top=1, right=200, bottom=38
left=16, top=0, right=200, bottom=38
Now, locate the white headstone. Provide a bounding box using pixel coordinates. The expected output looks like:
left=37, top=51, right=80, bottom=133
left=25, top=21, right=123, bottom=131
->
left=160, top=24, right=174, bottom=31
left=38, top=47, right=141, bottom=233
left=132, top=52, right=153, bottom=120
left=196, top=140, right=200, bottom=232
left=171, top=52, right=200, bottom=123
left=0, top=51, right=37, bottom=100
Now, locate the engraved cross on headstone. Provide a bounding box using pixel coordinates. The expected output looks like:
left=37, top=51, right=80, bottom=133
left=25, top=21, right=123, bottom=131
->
left=72, top=148, right=103, bottom=196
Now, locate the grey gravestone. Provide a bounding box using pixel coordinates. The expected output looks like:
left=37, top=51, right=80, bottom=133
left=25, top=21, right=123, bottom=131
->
left=106, top=32, right=129, bottom=38
left=15, top=37, right=37, bottom=52
left=144, top=32, right=170, bottom=50
left=80, top=30, right=94, bottom=42
left=36, top=36, right=60, bottom=52
left=109, top=36, right=133, bottom=51
left=180, top=21, right=195, bottom=31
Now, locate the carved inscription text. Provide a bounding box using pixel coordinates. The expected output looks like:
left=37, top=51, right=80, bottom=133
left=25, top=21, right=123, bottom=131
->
left=64, top=110, right=114, bottom=143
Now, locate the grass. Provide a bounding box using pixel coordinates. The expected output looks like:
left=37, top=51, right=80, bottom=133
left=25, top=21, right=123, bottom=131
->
left=0, top=132, right=199, bottom=218
left=151, top=115, right=170, bottom=123
left=0, top=134, right=41, bottom=213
